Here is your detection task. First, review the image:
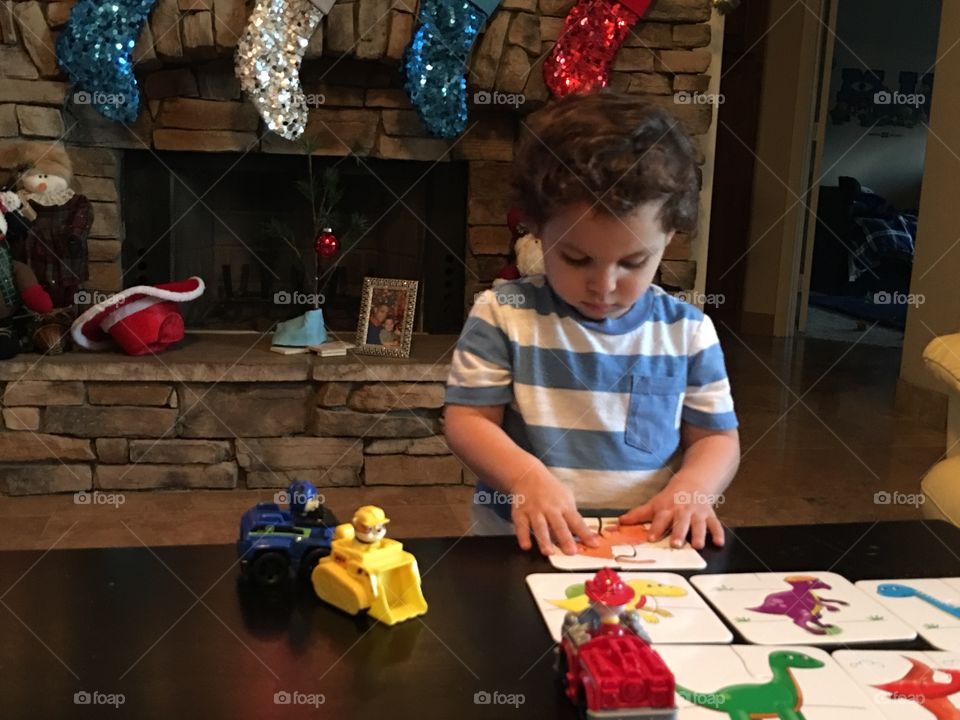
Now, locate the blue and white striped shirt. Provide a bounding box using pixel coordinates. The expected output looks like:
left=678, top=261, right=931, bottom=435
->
left=445, top=276, right=737, bottom=510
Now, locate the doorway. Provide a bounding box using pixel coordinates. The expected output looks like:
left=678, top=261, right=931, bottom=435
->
left=797, top=0, right=942, bottom=348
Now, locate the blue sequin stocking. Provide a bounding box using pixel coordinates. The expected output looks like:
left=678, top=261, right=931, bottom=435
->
left=403, top=0, right=499, bottom=139
left=56, top=0, right=158, bottom=122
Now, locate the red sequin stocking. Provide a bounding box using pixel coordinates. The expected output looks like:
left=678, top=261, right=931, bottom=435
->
left=543, top=0, right=654, bottom=98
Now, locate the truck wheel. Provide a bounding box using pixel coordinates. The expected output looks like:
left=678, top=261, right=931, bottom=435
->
left=576, top=685, right=588, bottom=720
left=555, top=647, right=568, bottom=681
left=251, top=551, right=290, bottom=587
left=299, top=548, right=328, bottom=580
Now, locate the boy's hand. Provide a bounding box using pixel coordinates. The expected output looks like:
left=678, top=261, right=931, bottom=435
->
left=511, top=471, right=599, bottom=556
left=619, top=486, right=725, bottom=550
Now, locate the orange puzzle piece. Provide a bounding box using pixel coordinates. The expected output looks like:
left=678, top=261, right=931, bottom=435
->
left=576, top=523, right=654, bottom=562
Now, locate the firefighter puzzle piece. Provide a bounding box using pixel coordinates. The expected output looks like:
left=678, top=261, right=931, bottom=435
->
left=310, top=506, right=428, bottom=625
left=557, top=568, right=678, bottom=719
left=691, top=572, right=916, bottom=645
left=549, top=517, right=707, bottom=571
left=528, top=572, right=732, bottom=644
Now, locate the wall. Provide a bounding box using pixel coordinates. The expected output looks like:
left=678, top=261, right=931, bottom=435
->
left=739, top=0, right=823, bottom=335
left=820, top=0, right=941, bottom=211
left=900, top=0, right=960, bottom=398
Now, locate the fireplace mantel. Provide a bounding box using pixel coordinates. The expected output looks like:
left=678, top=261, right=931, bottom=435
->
left=0, top=333, right=455, bottom=382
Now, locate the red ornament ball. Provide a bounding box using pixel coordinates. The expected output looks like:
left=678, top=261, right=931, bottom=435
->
left=314, top=229, right=339, bottom=257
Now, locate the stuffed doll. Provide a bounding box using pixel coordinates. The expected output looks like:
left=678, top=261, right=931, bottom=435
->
left=0, top=141, right=94, bottom=353
left=1, top=142, right=93, bottom=307
left=493, top=209, right=545, bottom=287
left=0, top=191, right=55, bottom=358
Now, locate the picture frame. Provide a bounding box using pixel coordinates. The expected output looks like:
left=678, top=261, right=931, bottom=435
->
left=354, top=277, right=419, bottom=358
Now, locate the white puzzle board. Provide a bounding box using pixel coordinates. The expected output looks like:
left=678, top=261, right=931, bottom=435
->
left=833, top=649, right=960, bottom=719
left=690, top=571, right=916, bottom=645
left=659, top=645, right=878, bottom=719
left=526, top=572, right=732, bottom=644
left=549, top=517, right=706, bottom=571
left=857, top=578, right=960, bottom=652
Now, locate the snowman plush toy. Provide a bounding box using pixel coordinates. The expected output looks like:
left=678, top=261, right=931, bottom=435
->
left=0, top=191, right=54, bottom=358
left=0, top=141, right=93, bottom=353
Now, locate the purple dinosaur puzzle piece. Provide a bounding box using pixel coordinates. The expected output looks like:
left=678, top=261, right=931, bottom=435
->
left=749, top=575, right=850, bottom=635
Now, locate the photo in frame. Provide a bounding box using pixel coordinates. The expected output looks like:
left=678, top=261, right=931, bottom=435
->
left=354, top=277, right=418, bottom=358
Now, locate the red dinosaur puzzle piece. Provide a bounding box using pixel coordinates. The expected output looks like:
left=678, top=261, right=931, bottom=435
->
left=874, top=657, right=960, bottom=720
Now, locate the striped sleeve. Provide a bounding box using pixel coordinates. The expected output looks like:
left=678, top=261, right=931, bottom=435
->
left=682, top=314, right=738, bottom=430
left=445, top=291, right=514, bottom=406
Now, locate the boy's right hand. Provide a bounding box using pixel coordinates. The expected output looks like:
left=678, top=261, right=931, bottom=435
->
left=510, top=471, right=598, bottom=556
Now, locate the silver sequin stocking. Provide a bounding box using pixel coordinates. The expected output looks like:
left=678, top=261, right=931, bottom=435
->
left=235, top=0, right=334, bottom=140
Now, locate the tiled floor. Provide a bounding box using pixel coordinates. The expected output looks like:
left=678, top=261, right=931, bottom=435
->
left=804, top=306, right=905, bottom=347
left=0, top=330, right=945, bottom=551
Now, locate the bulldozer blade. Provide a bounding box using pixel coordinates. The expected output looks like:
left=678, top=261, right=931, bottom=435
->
left=368, top=561, right=428, bottom=625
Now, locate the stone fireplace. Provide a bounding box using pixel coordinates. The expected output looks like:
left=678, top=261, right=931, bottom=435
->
left=0, top=0, right=718, bottom=494
left=120, top=149, right=468, bottom=332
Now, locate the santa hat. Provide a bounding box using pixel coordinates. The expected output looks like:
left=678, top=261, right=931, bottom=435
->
left=71, top=277, right=205, bottom=355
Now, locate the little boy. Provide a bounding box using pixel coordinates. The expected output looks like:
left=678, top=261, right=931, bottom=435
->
left=379, top=317, right=399, bottom=347
left=444, top=92, right=740, bottom=555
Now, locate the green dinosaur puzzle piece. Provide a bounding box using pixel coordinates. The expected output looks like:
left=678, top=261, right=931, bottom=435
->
left=676, top=650, right=824, bottom=720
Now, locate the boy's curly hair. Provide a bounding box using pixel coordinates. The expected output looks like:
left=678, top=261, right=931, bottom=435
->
left=511, top=92, right=700, bottom=235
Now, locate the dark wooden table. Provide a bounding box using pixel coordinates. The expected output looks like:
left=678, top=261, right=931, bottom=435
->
left=0, top=520, right=955, bottom=719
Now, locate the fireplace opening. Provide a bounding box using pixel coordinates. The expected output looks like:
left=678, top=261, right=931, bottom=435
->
left=120, top=150, right=467, bottom=334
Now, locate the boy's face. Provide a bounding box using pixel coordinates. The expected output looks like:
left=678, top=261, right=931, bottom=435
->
left=539, top=201, right=673, bottom=320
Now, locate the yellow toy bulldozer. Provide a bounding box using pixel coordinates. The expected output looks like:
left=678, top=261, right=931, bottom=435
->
left=310, top=506, right=428, bottom=625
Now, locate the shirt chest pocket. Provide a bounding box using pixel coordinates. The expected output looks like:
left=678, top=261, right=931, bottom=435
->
left=624, top=374, right=686, bottom=459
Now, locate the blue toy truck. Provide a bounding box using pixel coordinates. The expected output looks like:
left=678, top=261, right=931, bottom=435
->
left=237, top=480, right=338, bottom=587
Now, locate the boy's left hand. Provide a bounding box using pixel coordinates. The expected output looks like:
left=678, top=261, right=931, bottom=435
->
left=619, top=486, right=725, bottom=550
